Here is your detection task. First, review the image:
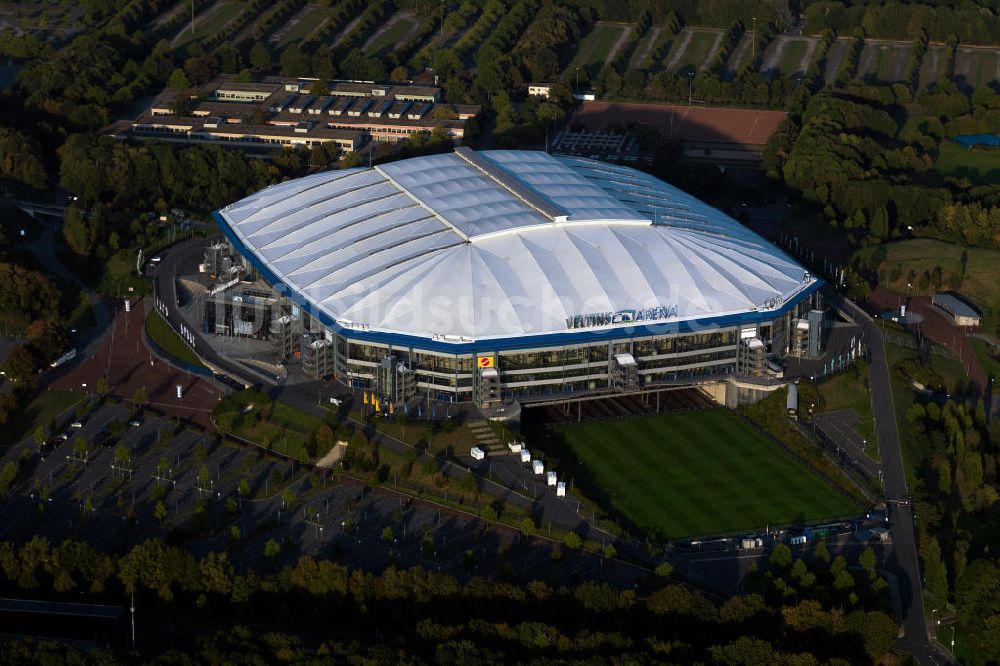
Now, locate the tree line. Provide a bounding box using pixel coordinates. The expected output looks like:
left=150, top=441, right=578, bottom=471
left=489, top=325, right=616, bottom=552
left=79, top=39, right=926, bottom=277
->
left=901, top=396, right=1000, bottom=661
left=764, top=84, right=1000, bottom=251
left=0, top=534, right=901, bottom=662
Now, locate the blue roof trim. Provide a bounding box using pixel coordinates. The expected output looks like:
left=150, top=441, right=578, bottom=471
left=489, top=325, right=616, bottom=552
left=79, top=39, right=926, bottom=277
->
left=213, top=210, right=822, bottom=354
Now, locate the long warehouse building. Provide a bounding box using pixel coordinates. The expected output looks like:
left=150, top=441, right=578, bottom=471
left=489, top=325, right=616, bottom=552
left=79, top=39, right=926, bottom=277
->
left=210, top=148, right=821, bottom=408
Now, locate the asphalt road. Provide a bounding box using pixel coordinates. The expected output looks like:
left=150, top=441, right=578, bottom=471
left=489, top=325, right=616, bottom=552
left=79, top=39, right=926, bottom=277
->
left=150, top=237, right=277, bottom=386
left=832, top=294, right=954, bottom=666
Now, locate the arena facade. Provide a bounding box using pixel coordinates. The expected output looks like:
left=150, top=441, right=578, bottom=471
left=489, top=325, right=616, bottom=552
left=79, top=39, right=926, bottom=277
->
left=210, top=148, right=821, bottom=409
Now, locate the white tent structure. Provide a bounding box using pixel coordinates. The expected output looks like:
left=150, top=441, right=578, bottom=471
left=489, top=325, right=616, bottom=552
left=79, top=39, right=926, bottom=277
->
left=217, top=148, right=814, bottom=345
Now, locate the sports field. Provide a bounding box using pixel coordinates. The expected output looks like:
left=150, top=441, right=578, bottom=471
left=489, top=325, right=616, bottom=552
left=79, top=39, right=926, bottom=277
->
left=556, top=409, right=858, bottom=539
left=566, top=23, right=629, bottom=78
left=663, top=29, right=720, bottom=74
left=933, top=140, right=1000, bottom=184
left=570, top=101, right=785, bottom=145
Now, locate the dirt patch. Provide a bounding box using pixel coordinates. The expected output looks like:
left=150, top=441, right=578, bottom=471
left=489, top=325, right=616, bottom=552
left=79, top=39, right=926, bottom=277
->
left=570, top=101, right=786, bottom=146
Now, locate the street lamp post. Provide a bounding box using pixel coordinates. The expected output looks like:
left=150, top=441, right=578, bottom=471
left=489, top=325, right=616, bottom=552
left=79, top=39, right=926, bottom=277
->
left=751, top=17, right=758, bottom=59
left=575, top=65, right=580, bottom=93
left=688, top=72, right=694, bottom=105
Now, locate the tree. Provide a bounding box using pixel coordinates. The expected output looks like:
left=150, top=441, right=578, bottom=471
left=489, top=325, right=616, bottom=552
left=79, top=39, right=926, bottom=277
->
left=381, top=526, right=394, bottom=544
left=238, top=478, right=250, bottom=497
left=654, top=562, right=674, bottom=578
left=4, top=345, right=38, bottom=385
left=250, top=43, right=271, bottom=71
left=519, top=517, right=535, bottom=537
left=33, top=426, right=47, bottom=447
left=0, top=461, right=17, bottom=496
left=281, top=487, right=294, bottom=508
left=389, top=65, right=408, bottom=83
left=167, top=68, right=190, bottom=90
left=0, top=393, right=17, bottom=424
left=95, top=376, right=108, bottom=397
left=814, top=539, right=831, bottom=565
left=197, top=464, right=210, bottom=490
left=859, top=546, right=877, bottom=578
left=264, top=539, right=281, bottom=559
left=62, top=205, right=100, bottom=256
left=0, top=127, right=47, bottom=189
left=563, top=531, right=582, bottom=550
left=131, top=386, right=147, bottom=411
left=279, top=43, right=307, bottom=77
left=73, top=436, right=87, bottom=460
left=861, top=611, right=898, bottom=660
left=154, top=501, right=167, bottom=523
left=479, top=504, right=497, bottom=523
left=770, top=543, right=792, bottom=569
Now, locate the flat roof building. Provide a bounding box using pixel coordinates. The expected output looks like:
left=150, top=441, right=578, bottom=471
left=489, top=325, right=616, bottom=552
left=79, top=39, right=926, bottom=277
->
left=932, top=293, right=981, bottom=327
left=127, top=76, right=478, bottom=151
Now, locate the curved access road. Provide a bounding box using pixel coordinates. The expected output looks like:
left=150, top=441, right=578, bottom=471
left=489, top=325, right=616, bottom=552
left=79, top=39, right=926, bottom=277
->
left=831, top=293, right=955, bottom=666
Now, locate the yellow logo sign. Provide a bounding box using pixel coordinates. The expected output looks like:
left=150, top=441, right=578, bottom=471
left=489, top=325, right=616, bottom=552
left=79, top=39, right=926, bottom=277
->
left=478, top=356, right=495, bottom=368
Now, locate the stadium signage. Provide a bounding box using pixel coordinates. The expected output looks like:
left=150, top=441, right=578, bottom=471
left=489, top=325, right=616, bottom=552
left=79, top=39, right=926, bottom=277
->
left=565, top=305, right=679, bottom=330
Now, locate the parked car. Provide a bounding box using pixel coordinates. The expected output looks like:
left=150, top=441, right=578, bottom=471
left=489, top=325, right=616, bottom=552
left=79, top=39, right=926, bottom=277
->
left=69, top=420, right=84, bottom=429
left=128, top=419, right=142, bottom=428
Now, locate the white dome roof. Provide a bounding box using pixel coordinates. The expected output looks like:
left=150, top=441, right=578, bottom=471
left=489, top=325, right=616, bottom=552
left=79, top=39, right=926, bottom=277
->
left=217, top=149, right=814, bottom=344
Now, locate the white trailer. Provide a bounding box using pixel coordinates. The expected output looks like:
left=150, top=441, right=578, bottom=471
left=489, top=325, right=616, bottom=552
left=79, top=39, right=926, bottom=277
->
left=546, top=471, right=557, bottom=486
left=520, top=449, right=531, bottom=463
left=470, top=447, right=485, bottom=460
left=532, top=460, right=544, bottom=475
left=556, top=481, right=566, bottom=497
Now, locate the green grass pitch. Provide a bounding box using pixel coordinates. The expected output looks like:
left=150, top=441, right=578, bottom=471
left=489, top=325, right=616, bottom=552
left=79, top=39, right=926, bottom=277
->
left=554, top=409, right=859, bottom=539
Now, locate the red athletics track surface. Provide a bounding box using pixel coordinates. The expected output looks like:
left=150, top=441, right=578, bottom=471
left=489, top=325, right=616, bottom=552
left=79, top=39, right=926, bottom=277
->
left=570, top=101, right=786, bottom=146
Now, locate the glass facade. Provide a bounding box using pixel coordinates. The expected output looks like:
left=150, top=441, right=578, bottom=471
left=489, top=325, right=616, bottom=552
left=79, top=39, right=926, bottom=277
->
left=327, top=322, right=763, bottom=402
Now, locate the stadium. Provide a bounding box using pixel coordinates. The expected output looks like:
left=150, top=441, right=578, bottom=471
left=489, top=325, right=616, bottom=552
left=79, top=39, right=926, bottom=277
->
left=208, top=148, right=822, bottom=409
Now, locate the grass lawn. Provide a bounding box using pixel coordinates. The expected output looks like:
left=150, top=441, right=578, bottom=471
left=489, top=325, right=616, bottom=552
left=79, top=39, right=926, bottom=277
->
left=933, top=141, right=1000, bottom=185
left=365, top=13, right=416, bottom=55
left=873, top=44, right=907, bottom=82
left=175, top=0, right=244, bottom=50
left=970, top=338, right=1000, bottom=380
left=815, top=363, right=879, bottom=459
left=276, top=2, right=325, bottom=46
left=567, top=24, right=627, bottom=78
left=552, top=409, right=858, bottom=539
left=145, top=311, right=204, bottom=369
left=779, top=39, right=809, bottom=77
left=966, top=49, right=999, bottom=89
left=0, top=390, right=81, bottom=445
left=665, top=29, right=718, bottom=74
left=854, top=238, right=1000, bottom=334
left=214, top=400, right=324, bottom=463
left=935, top=622, right=975, bottom=666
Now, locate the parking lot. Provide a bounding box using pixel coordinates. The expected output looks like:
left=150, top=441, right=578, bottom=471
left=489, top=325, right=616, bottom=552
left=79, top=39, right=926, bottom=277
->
left=0, top=401, right=647, bottom=588
left=812, top=409, right=881, bottom=480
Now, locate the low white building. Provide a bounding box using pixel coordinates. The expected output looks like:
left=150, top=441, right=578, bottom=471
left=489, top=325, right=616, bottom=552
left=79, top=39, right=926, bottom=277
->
left=527, top=83, right=552, bottom=98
